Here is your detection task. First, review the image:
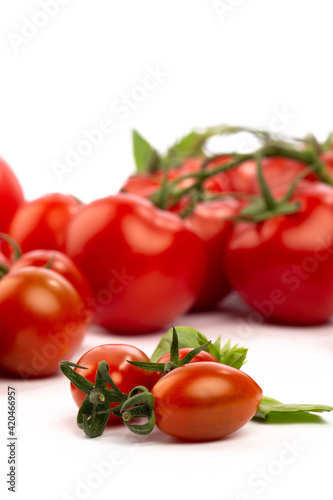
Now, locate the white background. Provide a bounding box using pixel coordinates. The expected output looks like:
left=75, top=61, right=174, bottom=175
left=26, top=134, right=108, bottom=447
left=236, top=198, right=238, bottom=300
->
left=0, top=1, right=333, bottom=499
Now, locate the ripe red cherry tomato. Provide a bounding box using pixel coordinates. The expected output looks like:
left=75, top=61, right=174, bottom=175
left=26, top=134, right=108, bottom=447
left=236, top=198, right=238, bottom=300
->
left=66, top=193, right=206, bottom=333
left=151, top=362, right=262, bottom=441
left=0, top=157, right=24, bottom=233
left=121, top=173, right=161, bottom=198
left=10, top=249, right=93, bottom=317
left=71, top=344, right=154, bottom=423
left=151, top=347, right=220, bottom=386
left=225, top=181, right=333, bottom=325
left=8, top=193, right=81, bottom=254
left=184, top=198, right=242, bottom=310
left=0, top=267, right=88, bottom=378
left=225, top=157, right=308, bottom=195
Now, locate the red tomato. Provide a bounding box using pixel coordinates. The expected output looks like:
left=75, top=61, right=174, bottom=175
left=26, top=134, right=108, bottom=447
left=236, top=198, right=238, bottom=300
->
left=0, top=251, right=10, bottom=269
left=0, top=267, right=88, bottom=378
left=10, top=250, right=93, bottom=317
left=120, top=157, right=231, bottom=200
left=8, top=193, right=81, bottom=254
left=184, top=198, right=242, bottom=310
left=225, top=181, right=333, bottom=325
left=151, top=362, right=262, bottom=441
left=65, top=193, right=206, bottom=333
left=71, top=344, right=154, bottom=423
left=225, top=157, right=308, bottom=195
left=121, top=173, right=161, bottom=198
left=320, top=150, right=333, bottom=179
left=202, top=155, right=234, bottom=193
left=151, top=347, right=220, bottom=386
left=0, top=157, right=24, bottom=233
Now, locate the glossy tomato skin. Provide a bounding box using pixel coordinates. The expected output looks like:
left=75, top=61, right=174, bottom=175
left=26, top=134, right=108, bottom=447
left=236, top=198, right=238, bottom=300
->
left=0, top=157, right=24, bottom=234
left=71, top=344, right=154, bottom=423
left=8, top=193, right=81, bottom=254
left=225, top=157, right=307, bottom=195
left=151, top=362, right=262, bottom=441
left=184, top=198, right=242, bottom=310
left=151, top=347, right=220, bottom=386
left=121, top=173, right=161, bottom=198
left=0, top=267, right=88, bottom=378
left=225, top=181, right=333, bottom=325
left=65, top=193, right=207, bottom=333
left=10, top=249, right=93, bottom=319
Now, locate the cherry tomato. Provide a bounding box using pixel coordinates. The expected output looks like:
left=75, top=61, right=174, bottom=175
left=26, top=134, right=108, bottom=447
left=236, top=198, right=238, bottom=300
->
left=151, top=362, right=262, bottom=441
left=8, top=193, right=81, bottom=254
left=225, top=157, right=308, bottom=195
left=66, top=193, right=206, bottom=333
left=151, top=347, right=220, bottom=386
left=0, top=267, right=88, bottom=378
left=10, top=250, right=93, bottom=317
left=184, top=198, right=242, bottom=310
left=0, top=157, right=24, bottom=233
left=320, top=150, right=333, bottom=179
left=121, top=173, right=161, bottom=198
left=71, top=344, right=154, bottom=423
left=225, top=181, right=333, bottom=325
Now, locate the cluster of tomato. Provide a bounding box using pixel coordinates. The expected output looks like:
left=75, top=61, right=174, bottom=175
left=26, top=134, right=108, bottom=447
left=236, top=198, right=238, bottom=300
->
left=61, top=327, right=263, bottom=442
left=1, top=125, right=333, bottom=380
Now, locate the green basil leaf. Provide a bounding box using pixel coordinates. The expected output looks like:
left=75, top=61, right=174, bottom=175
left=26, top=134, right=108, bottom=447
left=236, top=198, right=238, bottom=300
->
left=150, top=326, right=204, bottom=362
left=163, top=131, right=207, bottom=168
left=254, top=395, right=333, bottom=421
left=150, top=326, right=247, bottom=369
left=220, top=343, right=248, bottom=370
left=132, top=130, right=160, bottom=172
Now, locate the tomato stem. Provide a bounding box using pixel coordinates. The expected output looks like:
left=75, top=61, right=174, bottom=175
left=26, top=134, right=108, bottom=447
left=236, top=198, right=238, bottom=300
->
left=0, top=233, right=22, bottom=263
left=128, top=326, right=212, bottom=375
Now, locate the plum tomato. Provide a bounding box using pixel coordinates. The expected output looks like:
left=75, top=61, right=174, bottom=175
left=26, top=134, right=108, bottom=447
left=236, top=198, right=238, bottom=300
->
left=151, top=362, right=262, bottom=441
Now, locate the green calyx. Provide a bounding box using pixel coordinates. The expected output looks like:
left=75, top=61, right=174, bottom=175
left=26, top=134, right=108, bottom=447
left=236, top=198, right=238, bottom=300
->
left=59, top=360, right=155, bottom=438
left=128, top=326, right=211, bottom=376
left=235, top=153, right=315, bottom=223
left=132, top=126, right=333, bottom=217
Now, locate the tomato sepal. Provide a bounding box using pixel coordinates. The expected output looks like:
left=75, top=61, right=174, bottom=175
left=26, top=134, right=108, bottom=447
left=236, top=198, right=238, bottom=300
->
left=129, top=326, right=211, bottom=377
left=120, top=387, right=156, bottom=435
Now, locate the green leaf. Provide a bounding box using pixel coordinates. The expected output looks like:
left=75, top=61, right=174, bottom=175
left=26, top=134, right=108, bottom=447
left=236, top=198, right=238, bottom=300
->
left=150, top=326, right=205, bottom=362
left=254, top=395, right=333, bottom=421
left=197, top=332, right=221, bottom=362
left=150, top=326, right=247, bottom=369
left=132, top=130, right=160, bottom=172
left=162, top=131, right=208, bottom=168
left=220, top=343, right=248, bottom=370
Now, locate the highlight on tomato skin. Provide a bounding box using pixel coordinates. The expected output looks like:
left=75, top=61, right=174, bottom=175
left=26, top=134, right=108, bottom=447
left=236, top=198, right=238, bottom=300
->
left=0, top=267, right=88, bottom=378
left=65, top=193, right=207, bottom=333
left=151, top=362, right=263, bottom=441
left=8, top=193, right=81, bottom=254
left=9, top=249, right=93, bottom=313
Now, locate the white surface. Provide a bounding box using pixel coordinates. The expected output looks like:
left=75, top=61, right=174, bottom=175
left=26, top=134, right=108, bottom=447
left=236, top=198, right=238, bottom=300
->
left=1, top=1, right=333, bottom=499
left=1, top=297, right=333, bottom=500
